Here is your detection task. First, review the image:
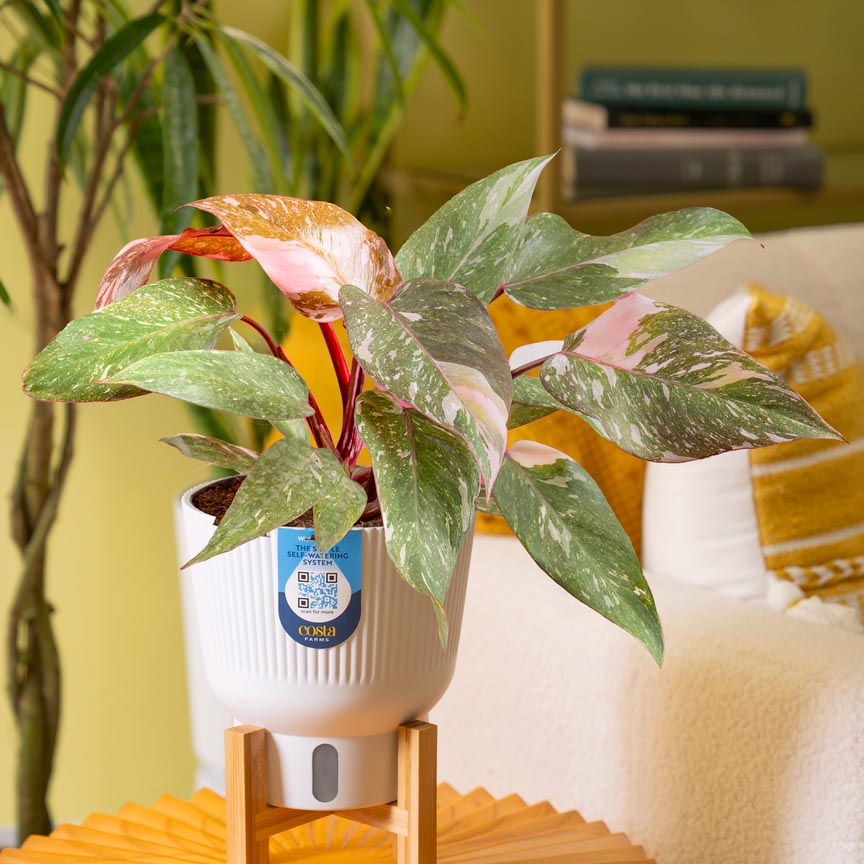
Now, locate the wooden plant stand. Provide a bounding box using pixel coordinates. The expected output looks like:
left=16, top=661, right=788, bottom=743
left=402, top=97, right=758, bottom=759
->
left=225, top=721, right=437, bottom=864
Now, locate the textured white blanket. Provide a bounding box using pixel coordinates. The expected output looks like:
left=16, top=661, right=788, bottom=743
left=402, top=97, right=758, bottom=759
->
left=432, top=534, right=864, bottom=864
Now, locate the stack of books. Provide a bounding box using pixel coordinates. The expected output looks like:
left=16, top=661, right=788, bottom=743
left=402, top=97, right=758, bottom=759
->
left=562, top=66, right=822, bottom=199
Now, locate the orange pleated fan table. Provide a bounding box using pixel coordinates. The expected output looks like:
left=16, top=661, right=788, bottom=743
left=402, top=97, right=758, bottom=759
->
left=0, top=783, right=655, bottom=864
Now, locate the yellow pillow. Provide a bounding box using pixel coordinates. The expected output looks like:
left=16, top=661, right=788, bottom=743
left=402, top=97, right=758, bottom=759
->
left=744, top=285, right=864, bottom=611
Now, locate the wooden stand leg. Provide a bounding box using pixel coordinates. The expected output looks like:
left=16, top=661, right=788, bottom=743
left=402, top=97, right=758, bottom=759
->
left=225, top=721, right=438, bottom=864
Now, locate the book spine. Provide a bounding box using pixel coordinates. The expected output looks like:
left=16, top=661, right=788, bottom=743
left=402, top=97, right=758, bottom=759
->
left=563, top=146, right=824, bottom=197
left=607, top=106, right=813, bottom=128
left=580, top=68, right=808, bottom=110
left=562, top=125, right=810, bottom=150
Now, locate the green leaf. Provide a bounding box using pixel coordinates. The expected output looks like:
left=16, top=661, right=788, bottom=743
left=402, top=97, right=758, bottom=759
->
left=162, top=433, right=259, bottom=473
left=159, top=46, right=199, bottom=277
left=185, top=437, right=349, bottom=566
left=22, top=277, right=237, bottom=402
left=313, top=469, right=367, bottom=553
left=508, top=375, right=564, bottom=428
left=0, top=277, right=10, bottom=308
left=194, top=33, right=273, bottom=192
left=102, top=350, right=313, bottom=421
left=395, top=155, right=552, bottom=303
left=217, top=31, right=286, bottom=191
left=229, top=328, right=256, bottom=354
left=56, top=12, right=165, bottom=166
left=271, top=418, right=311, bottom=443
left=539, top=293, right=841, bottom=461
left=390, top=0, right=467, bottom=111
left=220, top=25, right=351, bottom=164
left=362, top=0, right=406, bottom=107
left=493, top=441, right=663, bottom=664
left=503, top=209, right=751, bottom=309
left=341, top=279, right=511, bottom=485
left=356, top=390, right=481, bottom=644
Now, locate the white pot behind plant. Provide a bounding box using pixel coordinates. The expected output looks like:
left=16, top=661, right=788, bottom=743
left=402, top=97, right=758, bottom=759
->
left=177, top=482, right=472, bottom=810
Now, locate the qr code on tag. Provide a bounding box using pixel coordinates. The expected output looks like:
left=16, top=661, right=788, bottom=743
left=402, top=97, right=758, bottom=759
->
left=296, top=571, right=339, bottom=611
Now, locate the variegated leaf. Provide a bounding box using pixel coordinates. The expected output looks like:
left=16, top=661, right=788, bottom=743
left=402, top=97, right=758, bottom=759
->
left=395, top=155, right=553, bottom=303
left=161, top=434, right=259, bottom=473
left=95, top=227, right=249, bottom=308
left=313, top=472, right=367, bottom=554
left=341, top=280, right=511, bottom=485
left=189, top=194, right=402, bottom=322
left=102, top=350, right=313, bottom=421
left=539, top=293, right=840, bottom=462
left=509, top=376, right=566, bottom=429
left=356, top=391, right=481, bottom=644
left=493, top=441, right=662, bottom=664
left=23, top=278, right=238, bottom=403
left=185, top=437, right=350, bottom=566
left=503, top=209, right=750, bottom=309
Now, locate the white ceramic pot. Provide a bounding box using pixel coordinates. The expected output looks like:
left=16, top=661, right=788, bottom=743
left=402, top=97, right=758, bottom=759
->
left=178, top=481, right=472, bottom=810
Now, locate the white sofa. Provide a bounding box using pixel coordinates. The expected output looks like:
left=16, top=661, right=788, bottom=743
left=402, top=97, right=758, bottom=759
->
left=431, top=223, right=864, bottom=864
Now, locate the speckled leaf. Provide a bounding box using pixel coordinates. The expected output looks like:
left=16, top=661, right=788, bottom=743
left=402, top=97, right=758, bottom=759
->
left=161, top=434, right=259, bottom=473
left=313, top=471, right=367, bottom=554
left=509, top=376, right=568, bottom=428
left=102, top=350, right=312, bottom=420
left=395, top=156, right=553, bottom=303
left=503, top=209, right=750, bottom=309
left=493, top=441, right=662, bottom=664
left=540, top=293, right=840, bottom=461
left=356, top=391, right=481, bottom=644
left=185, top=437, right=348, bottom=566
left=190, top=194, right=402, bottom=322
left=22, top=278, right=237, bottom=403
left=341, top=280, right=511, bottom=485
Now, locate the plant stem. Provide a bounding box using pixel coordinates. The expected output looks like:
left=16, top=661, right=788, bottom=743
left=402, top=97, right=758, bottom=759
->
left=240, top=316, right=338, bottom=455
left=240, top=314, right=281, bottom=356
left=488, top=282, right=506, bottom=303
left=336, top=359, right=364, bottom=461
left=318, top=321, right=351, bottom=403
left=510, top=357, right=551, bottom=378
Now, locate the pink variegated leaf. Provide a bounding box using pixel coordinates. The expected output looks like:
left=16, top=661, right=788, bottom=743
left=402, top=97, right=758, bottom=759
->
left=340, top=279, right=511, bottom=488
left=539, top=292, right=840, bottom=461
left=95, top=226, right=249, bottom=308
left=189, top=194, right=402, bottom=322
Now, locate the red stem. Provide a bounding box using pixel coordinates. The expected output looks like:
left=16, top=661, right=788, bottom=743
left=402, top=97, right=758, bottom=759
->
left=240, top=315, right=337, bottom=454
left=489, top=282, right=506, bottom=304
left=510, top=357, right=549, bottom=378
left=319, top=322, right=351, bottom=403
left=337, top=360, right=365, bottom=459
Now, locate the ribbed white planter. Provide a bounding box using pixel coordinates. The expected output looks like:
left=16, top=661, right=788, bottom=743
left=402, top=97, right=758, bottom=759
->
left=178, top=481, right=472, bottom=810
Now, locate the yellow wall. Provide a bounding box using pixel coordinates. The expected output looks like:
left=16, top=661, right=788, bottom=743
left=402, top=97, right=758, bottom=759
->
left=1, top=0, right=862, bottom=835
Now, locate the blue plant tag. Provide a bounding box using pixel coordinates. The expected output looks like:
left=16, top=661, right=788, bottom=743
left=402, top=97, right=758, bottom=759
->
left=277, top=527, right=362, bottom=648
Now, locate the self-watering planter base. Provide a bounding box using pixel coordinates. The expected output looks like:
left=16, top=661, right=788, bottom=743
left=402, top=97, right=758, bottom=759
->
left=179, top=482, right=472, bottom=811
left=226, top=722, right=437, bottom=864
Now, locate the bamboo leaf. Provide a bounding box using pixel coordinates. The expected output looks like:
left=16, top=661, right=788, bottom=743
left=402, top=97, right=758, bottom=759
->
left=159, top=46, right=199, bottom=277
left=492, top=441, right=663, bottom=665
left=102, top=350, right=313, bottom=421
left=390, top=0, right=467, bottom=111
left=219, top=25, right=352, bottom=164
left=194, top=33, right=272, bottom=192
left=56, top=12, right=165, bottom=166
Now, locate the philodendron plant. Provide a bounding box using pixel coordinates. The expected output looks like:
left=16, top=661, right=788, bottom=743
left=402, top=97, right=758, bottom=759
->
left=22, top=156, right=838, bottom=662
